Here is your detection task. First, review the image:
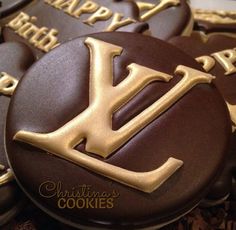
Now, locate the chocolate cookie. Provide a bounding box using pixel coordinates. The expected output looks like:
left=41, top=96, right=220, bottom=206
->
left=6, top=32, right=231, bottom=229
left=135, top=0, right=193, bottom=40
left=169, top=33, right=236, bottom=204
left=0, top=41, right=35, bottom=225
left=0, top=0, right=33, bottom=20
left=2, top=0, right=147, bottom=58
left=193, top=8, right=236, bottom=34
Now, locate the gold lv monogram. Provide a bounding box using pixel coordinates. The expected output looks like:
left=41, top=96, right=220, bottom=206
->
left=14, top=37, right=214, bottom=193
left=0, top=164, right=14, bottom=186
left=0, top=72, right=18, bottom=96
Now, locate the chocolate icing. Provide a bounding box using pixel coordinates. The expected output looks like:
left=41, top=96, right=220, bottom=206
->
left=6, top=32, right=231, bottom=229
left=0, top=42, right=35, bottom=223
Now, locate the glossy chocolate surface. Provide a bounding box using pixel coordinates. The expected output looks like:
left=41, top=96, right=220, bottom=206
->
left=6, top=32, right=231, bottom=229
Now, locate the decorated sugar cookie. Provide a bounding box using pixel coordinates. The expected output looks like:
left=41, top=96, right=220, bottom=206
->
left=5, top=32, right=231, bottom=229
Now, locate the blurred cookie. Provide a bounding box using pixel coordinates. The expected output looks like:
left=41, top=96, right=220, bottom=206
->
left=193, top=8, right=236, bottom=35
left=0, top=41, right=35, bottom=226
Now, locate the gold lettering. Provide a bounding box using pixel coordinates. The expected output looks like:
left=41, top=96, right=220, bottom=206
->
left=18, top=22, right=39, bottom=39
left=196, top=53, right=236, bottom=130
left=105, top=13, right=136, bottom=32
left=136, top=1, right=155, bottom=13
left=29, top=27, right=48, bottom=45
left=44, top=0, right=65, bottom=8
left=73, top=1, right=99, bottom=18
left=54, top=0, right=80, bottom=14
left=84, top=6, right=112, bottom=25
left=7, top=12, right=30, bottom=30
left=196, top=55, right=216, bottom=72
left=36, top=29, right=59, bottom=52
left=226, top=102, right=236, bottom=132
left=58, top=198, right=66, bottom=208
left=14, top=38, right=214, bottom=193
left=0, top=164, right=14, bottom=187
left=212, top=49, right=236, bottom=75
left=0, top=72, right=18, bottom=96
left=7, top=13, right=60, bottom=53
left=140, top=0, right=180, bottom=21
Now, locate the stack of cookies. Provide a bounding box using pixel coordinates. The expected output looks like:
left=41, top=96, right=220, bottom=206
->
left=0, top=0, right=235, bottom=229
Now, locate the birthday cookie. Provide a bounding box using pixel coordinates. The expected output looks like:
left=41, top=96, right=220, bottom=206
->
left=0, top=41, right=35, bottom=226
left=2, top=0, right=147, bottom=58
left=135, top=0, right=193, bottom=40
left=5, top=32, right=231, bottom=229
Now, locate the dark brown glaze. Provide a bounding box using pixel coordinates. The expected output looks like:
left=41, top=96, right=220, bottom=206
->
left=6, top=32, right=231, bottom=229
left=0, top=0, right=33, bottom=19
left=0, top=42, right=35, bottom=223
left=135, top=0, right=192, bottom=40
left=2, top=0, right=148, bottom=58
left=169, top=34, right=236, bottom=203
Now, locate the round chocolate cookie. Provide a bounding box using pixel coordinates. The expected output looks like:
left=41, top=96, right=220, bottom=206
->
left=6, top=32, right=231, bottom=229
left=0, top=41, right=35, bottom=225
left=193, top=9, right=236, bottom=35
left=0, top=0, right=33, bottom=19
left=2, top=0, right=147, bottom=58
left=169, top=33, right=236, bottom=205
left=135, top=0, right=193, bottom=40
